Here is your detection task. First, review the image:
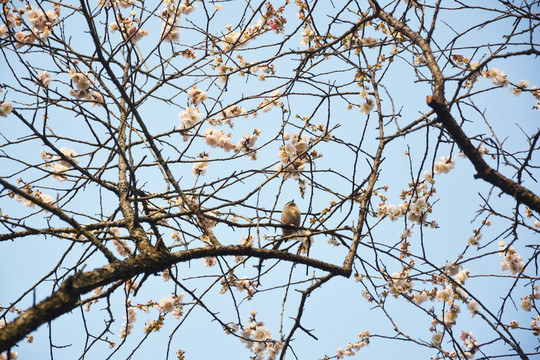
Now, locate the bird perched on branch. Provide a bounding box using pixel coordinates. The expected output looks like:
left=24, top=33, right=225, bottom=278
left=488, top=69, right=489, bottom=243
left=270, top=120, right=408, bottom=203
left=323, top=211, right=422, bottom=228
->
left=257, top=200, right=302, bottom=282
left=272, top=200, right=301, bottom=250
left=281, top=200, right=301, bottom=238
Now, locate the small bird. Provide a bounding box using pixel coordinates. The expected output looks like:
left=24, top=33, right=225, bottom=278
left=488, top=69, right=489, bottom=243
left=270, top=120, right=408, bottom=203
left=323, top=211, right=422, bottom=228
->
left=257, top=200, right=302, bottom=282
left=281, top=200, right=301, bottom=238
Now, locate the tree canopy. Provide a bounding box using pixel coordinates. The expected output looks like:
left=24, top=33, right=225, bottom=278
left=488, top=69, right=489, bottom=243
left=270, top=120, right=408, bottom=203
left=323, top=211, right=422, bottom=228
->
left=0, top=1, right=539, bottom=359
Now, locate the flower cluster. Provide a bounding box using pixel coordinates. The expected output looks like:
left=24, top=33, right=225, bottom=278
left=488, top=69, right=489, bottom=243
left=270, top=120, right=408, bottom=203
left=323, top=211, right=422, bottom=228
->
left=119, top=305, right=138, bottom=338
left=98, top=0, right=136, bottom=8
left=226, top=313, right=282, bottom=360
left=520, top=285, right=540, bottom=313
left=531, top=86, right=540, bottom=110
left=84, top=286, right=104, bottom=311
left=0, top=351, right=18, bottom=360
left=11, top=184, right=55, bottom=209
left=37, top=71, right=51, bottom=87
left=299, top=26, right=315, bottom=45
left=510, top=79, right=530, bottom=96
left=482, top=67, right=510, bottom=88
left=109, top=16, right=148, bottom=43
left=258, top=90, right=282, bottom=112
left=466, top=228, right=482, bottom=246
left=387, top=269, right=413, bottom=297
left=460, top=62, right=540, bottom=108
left=204, top=127, right=235, bottom=151
left=460, top=331, right=480, bottom=359
left=433, top=156, right=455, bottom=174
left=239, top=235, right=254, bottom=247
left=187, top=86, right=208, bottom=106
left=219, top=273, right=256, bottom=298
left=498, top=241, right=525, bottom=275
left=219, top=19, right=264, bottom=53
left=530, top=315, right=540, bottom=336
left=192, top=153, right=209, bottom=176
left=359, top=98, right=375, bottom=115
left=156, top=294, right=184, bottom=319
left=335, top=331, right=370, bottom=359
left=275, top=132, right=309, bottom=180
left=341, top=32, right=378, bottom=51
left=25, top=5, right=60, bottom=41
left=219, top=5, right=285, bottom=54
left=467, top=299, right=479, bottom=316
left=296, top=230, right=313, bottom=254
left=41, top=147, right=79, bottom=181
left=0, top=6, right=19, bottom=38
left=218, top=104, right=248, bottom=123
left=236, top=129, right=261, bottom=160
left=68, top=70, right=103, bottom=105
left=178, top=107, right=202, bottom=131
left=411, top=290, right=428, bottom=305
left=2, top=4, right=60, bottom=46
left=237, top=56, right=276, bottom=80
left=378, top=170, right=436, bottom=225
left=159, top=0, right=196, bottom=42
left=439, top=303, right=461, bottom=327
left=436, top=285, right=454, bottom=306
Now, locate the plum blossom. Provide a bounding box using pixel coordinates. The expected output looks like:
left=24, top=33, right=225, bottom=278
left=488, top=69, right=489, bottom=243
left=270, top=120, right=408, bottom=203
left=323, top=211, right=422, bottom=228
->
left=359, top=98, right=375, bottom=114
left=414, top=54, right=426, bottom=66
left=275, top=132, right=310, bottom=179
left=55, top=147, right=79, bottom=167
left=160, top=8, right=180, bottom=43
left=187, top=86, right=208, bottom=106
left=192, top=156, right=209, bottom=176
left=37, top=71, right=51, bottom=87
left=0, top=351, right=18, bottom=360
left=204, top=128, right=236, bottom=152
left=530, top=316, right=540, bottom=336
left=521, top=296, right=532, bottom=312
left=511, top=80, right=529, bottom=96
left=498, top=241, right=525, bottom=275
left=109, top=17, right=148, bottom=43
left=14, top=31, right=36, bottom=47
left=0, top=102, right=13, bottom=117
left=300, top=26, right=315, bottom=45
left=433, top=156, right=455, bottom=174
left=230, top=316, right=282, bottom=359
left=440, top=304, right=460, bottom=327
left=41, top=147, right=79, bottom=181
left=178, top=107, right=202, bottom=130
left=69, top=70, right=94, bottom=90
left=157, top=294, right=184, bottom=317
left=467, top=299, right=479, bottom=316
left=412, top=291, right=428, bottom=305
left=454, top=269, right=470, bottom=284
left=436, top=285, right=454, bottom=305
left=483, top=67, right=510, bottom=87
left=387, top=270, right=412, bottom=296
left=99, top=0, right=136, bottom=8
left=26, top=6, right=60, bottom=31
left=443, top=261, right=460, bottom=276
left=221, top=30, right=242, bottom=52
left=236, top=129, right=260, bottom=159
left=431, top=332, right=443, bottom=346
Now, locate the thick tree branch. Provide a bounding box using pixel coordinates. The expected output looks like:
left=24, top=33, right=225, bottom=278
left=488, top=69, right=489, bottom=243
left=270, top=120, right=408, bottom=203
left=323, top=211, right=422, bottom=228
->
left=369, top=0, right=540, bottom=214
left=0, top=245, right=347, bottom=351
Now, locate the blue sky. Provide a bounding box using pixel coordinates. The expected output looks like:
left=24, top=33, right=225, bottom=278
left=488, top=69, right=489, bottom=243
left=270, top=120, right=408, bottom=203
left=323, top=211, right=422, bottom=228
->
left=1, top=1, right=539, bottom=359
